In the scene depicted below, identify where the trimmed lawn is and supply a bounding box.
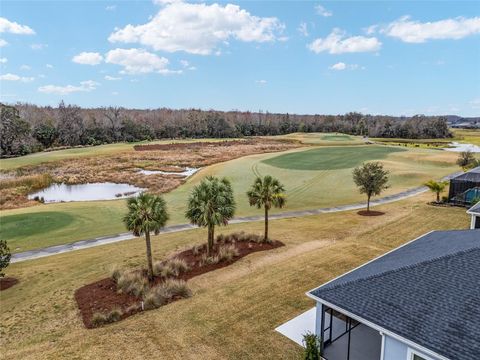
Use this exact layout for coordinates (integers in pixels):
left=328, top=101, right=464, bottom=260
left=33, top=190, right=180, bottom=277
left=0, top=193, right=469, bottom=359
left=261, top=146, right=406, bottom=170
left=0, top=145, right=460, bottom=252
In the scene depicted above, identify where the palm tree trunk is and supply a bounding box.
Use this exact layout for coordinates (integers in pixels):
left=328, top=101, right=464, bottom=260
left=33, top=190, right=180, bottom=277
left=145, top=231, right=154, bottom=281
left=264, top=206, right=269, bottom=241
left=207, top=224, right=214, bottom=256
left=436, top=191, right=440, bottom=203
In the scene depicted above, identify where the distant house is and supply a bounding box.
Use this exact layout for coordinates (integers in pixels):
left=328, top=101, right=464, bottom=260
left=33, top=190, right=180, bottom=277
left=306, top=229, right=480, bottom=360
left=467, top=201, right=480, bottom=229
left=448, top=166, right=480, bottom=206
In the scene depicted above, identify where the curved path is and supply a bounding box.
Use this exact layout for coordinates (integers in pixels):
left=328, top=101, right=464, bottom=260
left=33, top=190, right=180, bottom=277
left=12, top=173, right=461, bottom=264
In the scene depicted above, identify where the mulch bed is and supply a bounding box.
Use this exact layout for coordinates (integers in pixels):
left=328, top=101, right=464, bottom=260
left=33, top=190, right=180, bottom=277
left=75, top=238, right=284, bottom=328
left=357, top=210, right=385, bottom=216
left=133, top=140, right=253, bottom=151
left=0, top=277, right=19, bottom=291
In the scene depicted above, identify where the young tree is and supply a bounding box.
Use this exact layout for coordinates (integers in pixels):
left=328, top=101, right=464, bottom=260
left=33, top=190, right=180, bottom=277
left=0, top=240, right=11, bottom=278
left=302, top=332, right=322, bottom=360
left=456, top=151, right=479, bottom=170
left=352, top=162, right=390, bottom=212
left=424, top=180, right=448, bottom=203
left=185, top=176, right=236, bottom=255
left=247, top=175, right=286, bottom=241
left=124, top=193, right=169, bottom=281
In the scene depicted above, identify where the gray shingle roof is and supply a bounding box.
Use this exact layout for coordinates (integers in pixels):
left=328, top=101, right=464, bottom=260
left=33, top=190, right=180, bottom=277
left=468, top=201, right=480, bottom=216
left=452, top=166, right=480, bottom=182
left=309, top=229, right=480, bottom=360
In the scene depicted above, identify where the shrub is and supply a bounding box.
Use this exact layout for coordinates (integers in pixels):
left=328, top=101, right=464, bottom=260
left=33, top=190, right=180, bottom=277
left=217, top=244, right=239, bottom=262
left=192, top=244, right=203, bottom=256
left=111, top=265, right=122, bottom=282
left=142, top=279, right=191, bottom=310
left=0, top=240, right=11, bottom=277
left=91, top=308, right=123, bottom=327
left=302, top=332, right=322, bottom=360
left=200, top=253, right=220, bottom=266
left=153, top=258, right=190, bottom=278
left=91, top=312, right=108, bottom=327
left=117, top=271, right=148, bottom=297
left=162, top=279, right=192, bottom=299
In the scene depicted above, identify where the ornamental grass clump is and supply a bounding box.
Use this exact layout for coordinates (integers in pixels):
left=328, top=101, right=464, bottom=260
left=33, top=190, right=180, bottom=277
left=217, top=244, right=239, bottom=262
left=153, top=258, right=190, bottom=278
left=142, top=279, right=191, bottom=310
left=116, top=270, right=148, bottom=297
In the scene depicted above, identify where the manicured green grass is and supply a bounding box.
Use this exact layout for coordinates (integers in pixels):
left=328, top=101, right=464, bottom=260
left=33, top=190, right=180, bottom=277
left=0, top=195, right=469, bottom=359
left=0, top=201, right=126, bottom=252
left=262, top=146, right=406, bottom=170
left=0, top=145, right=460, bottom=252
left=320, top=134, right=353, bottom=141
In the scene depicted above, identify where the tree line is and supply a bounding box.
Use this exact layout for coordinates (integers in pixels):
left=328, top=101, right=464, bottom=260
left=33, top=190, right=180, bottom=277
left=1, top=101, right=452, bottom=157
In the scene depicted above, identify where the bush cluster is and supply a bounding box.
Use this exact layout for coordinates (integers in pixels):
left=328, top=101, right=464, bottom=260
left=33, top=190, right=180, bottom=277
left=143, top=279, right=192, bottom=310
left=91, top=308, right=123, bottom=327
left=153, top=258, right=190, bottom=278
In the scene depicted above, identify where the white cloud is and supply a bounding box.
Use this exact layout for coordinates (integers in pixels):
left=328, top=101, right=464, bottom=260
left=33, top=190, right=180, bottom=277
left=46, top=64, right=54, bottom=68
left=329, top=62, right=362, bottom=71
left=104, top=75, right=122, bottom=81
left=180, top=59, right=196, bottom=70
left=31, top=43, right=47, bottom=50
left=72, top=52, right=104, bottom=65
left=315, top=5, right=332, bottom=17
left=308, top=28, right=381, bottom=54
left=20, top=64, right=31, bottom=70
left=38, top=80, right=99, bottom=95
left=105, top=48, right=179, bottom=75
left=108, top=1, right=284, bottom=55
left=105, top=5, right=116, bottom=11
left=0, top=57, right=7, bottom=63
left=255, top=79, right=267, bottom=85
left=470, top=98, right=480, bottom=110
left=383, top=16, right=480, bottom=43
left=0, top=73, right=34, bottom=82
left=0, top=17, right=35, bottom=35
left=298, top=22, right=309, bottom=37
left=0, top=39, right=7, bottom=47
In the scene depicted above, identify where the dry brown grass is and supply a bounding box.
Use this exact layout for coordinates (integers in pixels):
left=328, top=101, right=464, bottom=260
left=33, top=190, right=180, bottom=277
left=0, top=192, right=470, bottom=359
left=1, top=139, right=297, bottom=209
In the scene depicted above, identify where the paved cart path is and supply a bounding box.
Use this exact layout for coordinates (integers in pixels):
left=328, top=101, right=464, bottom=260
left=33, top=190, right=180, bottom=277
left=12, top=173, right=461, bottom=263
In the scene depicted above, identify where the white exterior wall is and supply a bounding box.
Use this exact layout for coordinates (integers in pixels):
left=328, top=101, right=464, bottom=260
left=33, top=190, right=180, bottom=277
left=382, top=335, right=441, bottom=360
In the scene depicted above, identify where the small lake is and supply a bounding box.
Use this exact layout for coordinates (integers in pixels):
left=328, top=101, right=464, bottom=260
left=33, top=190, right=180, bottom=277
left=138, top=167, right=199, bottom=177
left=443, top=142, right=480, bottom=153
left=28, top=183, right=144, bottom=203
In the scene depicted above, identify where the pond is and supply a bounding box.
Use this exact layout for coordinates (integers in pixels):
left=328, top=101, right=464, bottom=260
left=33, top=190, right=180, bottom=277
left=28, top=183, right=144, bottom=203
left=138, top=167, right=199, bottom=177
left=444, top=142, right=480, bottom=153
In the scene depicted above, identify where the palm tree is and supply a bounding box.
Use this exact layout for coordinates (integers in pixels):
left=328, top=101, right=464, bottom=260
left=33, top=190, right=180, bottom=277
left=124, top=193, right=169, bottom=281
left=424, top=180, right=448, bottom=203
left=185, top=176, right=236, bottom=255
left=247, top=175, right=286, bottom=241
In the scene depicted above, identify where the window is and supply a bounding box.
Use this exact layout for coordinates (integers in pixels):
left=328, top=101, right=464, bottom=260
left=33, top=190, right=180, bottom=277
left=407, top=348, right=435, bottom=360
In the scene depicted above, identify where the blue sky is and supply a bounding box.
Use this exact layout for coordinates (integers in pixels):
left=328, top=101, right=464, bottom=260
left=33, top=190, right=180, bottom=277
left=1, top=0, right=479, bottom=116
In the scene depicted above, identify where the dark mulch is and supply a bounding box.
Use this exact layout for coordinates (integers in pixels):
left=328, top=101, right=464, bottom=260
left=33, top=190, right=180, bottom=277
left=75, top=238, right=283, bottom=328
left=357, top=210, right=385, bottom=216
left=134, top=140, right=252, bottom=152
left=0, top=277, right=19, bottom=291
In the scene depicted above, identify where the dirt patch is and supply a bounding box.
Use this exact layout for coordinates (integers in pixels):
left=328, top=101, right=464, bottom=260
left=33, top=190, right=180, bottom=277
left=0, top=277, right=18, bottom=291
left=1, top=139, right=298, bottom=210
left=75, top=236, right=283, bottom=328
left=357, top=210, right=385, bottom=216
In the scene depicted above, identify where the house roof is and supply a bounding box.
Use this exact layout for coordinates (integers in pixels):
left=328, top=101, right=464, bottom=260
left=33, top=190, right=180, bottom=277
left=309, top=229, right=480, bottom=360
left=467, top=201, right=480, bottom=216
left=451, top=166, right=480, bottom=182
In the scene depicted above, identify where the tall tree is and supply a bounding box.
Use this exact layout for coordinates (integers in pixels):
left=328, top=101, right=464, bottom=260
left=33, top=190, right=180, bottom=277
left=0, top=104, right=31, bottom=156
left=185, top=176, right=236, bottom=255
left=0, top=240, right=11, bottom=278
left=247, top=175, right=286, bottom=241
left=57, top=100, right=84, bottom=146
left=424, top=180, right=448, bottom=203
left=123, top=193, right=169, bottom=281
left=353, top=162, right=390, bottom=212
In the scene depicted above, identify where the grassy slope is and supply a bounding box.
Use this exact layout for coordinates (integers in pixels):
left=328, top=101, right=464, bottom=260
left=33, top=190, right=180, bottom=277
left=273, top=132, right=366, bottom=146
left=0, top=193, right=469, bottom=359
left=0, top=145, right=460, bottom=252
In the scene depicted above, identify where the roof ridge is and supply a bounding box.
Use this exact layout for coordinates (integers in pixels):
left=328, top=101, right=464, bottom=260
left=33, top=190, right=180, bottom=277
left=321, top=247, right=480, bottom=293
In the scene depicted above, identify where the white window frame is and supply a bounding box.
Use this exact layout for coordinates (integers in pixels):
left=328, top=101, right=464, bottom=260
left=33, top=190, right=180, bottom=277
left=407, top=348, right=436, bottom=360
